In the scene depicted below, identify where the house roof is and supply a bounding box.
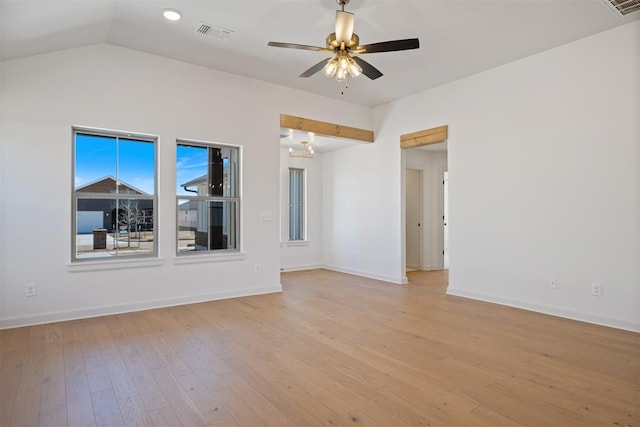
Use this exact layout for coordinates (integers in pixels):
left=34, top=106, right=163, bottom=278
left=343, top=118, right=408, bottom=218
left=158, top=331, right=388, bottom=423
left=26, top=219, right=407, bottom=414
left=75, top=176, right=148, bottom=195
left=180, top=175, right=207, bottom=189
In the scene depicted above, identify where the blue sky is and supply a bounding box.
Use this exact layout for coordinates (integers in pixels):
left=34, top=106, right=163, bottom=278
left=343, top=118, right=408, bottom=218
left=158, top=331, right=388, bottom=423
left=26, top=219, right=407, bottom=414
left=75, top=134, right=155, bottom=194
left=176, top=144, right=207, bottom=196
left=75, top=136, right=227, bottom=196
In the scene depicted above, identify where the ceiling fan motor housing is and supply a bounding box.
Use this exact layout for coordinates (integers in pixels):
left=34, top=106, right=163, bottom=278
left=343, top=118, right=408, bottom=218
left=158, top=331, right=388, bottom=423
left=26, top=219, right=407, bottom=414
left=326, top=32, right=359, bottom=50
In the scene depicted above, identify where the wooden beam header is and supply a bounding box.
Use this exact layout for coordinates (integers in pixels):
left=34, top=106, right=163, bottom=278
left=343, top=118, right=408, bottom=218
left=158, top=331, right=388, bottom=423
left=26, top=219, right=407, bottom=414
left=400, top=125, right=448, bottom=148
left=281, top=114, right=374, bottom=143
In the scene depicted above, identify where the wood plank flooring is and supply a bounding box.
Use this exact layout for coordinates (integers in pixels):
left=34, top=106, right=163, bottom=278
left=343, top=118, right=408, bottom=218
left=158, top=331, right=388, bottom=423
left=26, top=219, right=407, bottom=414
left=1, top=269, right=638, bottom=426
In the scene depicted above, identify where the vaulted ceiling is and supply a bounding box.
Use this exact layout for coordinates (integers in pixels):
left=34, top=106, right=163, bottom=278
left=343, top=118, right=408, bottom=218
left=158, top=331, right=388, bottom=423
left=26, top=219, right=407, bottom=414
left=1, top=0, right=637, bottom=107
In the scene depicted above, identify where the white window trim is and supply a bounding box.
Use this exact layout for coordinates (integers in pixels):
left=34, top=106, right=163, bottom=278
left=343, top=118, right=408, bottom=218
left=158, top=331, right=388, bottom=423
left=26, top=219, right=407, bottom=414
left=71, top=126, right=159, bottom=263
left=288, top=167, right=306, bottom=241
left=172, top=252, right=246, bottom=265
left=176, top=139, right=242, bottom=256
left=286, top=240, right=309, bottom=247
left=67, top=258, right=164, bottom=272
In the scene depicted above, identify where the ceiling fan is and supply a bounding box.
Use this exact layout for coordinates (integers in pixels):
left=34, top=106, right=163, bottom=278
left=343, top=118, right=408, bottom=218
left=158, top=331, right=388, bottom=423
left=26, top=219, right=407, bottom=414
left=267, top=0, right=419, bottom=82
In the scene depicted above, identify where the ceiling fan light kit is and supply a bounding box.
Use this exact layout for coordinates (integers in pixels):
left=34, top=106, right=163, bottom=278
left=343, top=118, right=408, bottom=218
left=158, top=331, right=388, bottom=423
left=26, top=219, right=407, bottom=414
left=268, top=0, right=419, bottom=83
left=322, top=51, right=362, bottom=81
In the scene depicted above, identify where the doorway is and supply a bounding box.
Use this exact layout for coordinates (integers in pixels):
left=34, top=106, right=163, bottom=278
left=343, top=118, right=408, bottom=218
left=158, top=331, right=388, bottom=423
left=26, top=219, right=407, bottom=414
left=402, top=143, right=448, bottom=276
left=405, top=168, right=423, bottom=271
left=401, top=125, right=449, bottom=281
left=279, top=114, right=374, bottom=272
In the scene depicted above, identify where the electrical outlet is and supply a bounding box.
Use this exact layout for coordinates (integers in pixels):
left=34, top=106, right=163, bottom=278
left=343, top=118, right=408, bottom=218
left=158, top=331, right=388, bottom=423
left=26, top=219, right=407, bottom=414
left=591, top=283, right=602, bottom=297
left=25, top=283, right=37, bottom=297
left=547, top=277, right=558, bottom=289
left=255, top=264, right=261, bottom=274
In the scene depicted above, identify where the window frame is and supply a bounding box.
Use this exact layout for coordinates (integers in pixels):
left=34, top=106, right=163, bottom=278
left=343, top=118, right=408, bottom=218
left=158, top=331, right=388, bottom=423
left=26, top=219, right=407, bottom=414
left=176, top=139, right=241, bottom=256
left=71, top=126, right=158, bottom=262
left=288, top=167, right=306, bottom=242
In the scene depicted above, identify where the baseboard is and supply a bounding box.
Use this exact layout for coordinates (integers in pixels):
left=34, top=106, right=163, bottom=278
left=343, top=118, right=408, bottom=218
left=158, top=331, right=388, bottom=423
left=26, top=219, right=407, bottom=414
left=0, top=284, right=283, bottom=330
left=447, top=287, right=640, bottom=333
left=280, top=264, right=323, bottom=272
left=323, top=265, right=405, bottom=285
left=422, top=265, right=445, bottom=271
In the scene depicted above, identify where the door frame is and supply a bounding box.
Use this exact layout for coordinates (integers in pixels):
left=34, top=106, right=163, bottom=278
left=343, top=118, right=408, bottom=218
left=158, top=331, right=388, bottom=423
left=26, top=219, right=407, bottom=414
left=400, top=125, right=449, bottom=281
left=405, top=168, right=423, bottom=271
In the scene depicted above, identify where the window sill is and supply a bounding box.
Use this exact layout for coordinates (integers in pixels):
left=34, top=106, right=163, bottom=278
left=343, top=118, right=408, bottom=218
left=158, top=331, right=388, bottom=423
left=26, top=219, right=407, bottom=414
left=68, top=257, right=164, bottom=272
left=173, top=252, right=246, bottom=265
left=286, top=240, right=309, bottom=247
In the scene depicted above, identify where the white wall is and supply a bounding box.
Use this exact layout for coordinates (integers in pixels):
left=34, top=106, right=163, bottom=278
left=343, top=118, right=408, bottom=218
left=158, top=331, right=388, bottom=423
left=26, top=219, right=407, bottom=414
left=324, top=22, right=638, bottom=330
left=0, top=43, right=372, bottom=328
left=405, top=149, right=448, bottom=270
left=322, top=139, right=405, bottom=283
left=394, top=22, right=639, bottom=330
left=279, top=147, right=323, bottom=270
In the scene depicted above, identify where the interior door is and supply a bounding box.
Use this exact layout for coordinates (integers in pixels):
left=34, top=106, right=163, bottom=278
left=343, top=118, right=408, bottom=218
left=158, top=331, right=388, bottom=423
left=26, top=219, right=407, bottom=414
left=406, top=168, right=422, bottom=270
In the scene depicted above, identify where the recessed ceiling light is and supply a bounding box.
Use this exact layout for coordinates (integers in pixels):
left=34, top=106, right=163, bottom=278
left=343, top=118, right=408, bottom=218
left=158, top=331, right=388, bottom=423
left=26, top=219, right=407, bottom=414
left=162, top=8, right=182, bottom=21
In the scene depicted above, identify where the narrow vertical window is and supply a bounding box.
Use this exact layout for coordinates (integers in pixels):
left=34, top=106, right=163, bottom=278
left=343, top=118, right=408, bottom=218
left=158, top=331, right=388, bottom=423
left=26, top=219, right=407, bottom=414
left=176, top=141, right=240, bottom=254
left=72, top=128, right=157, bottom=261
left=289, top=168, right=305, bottom=241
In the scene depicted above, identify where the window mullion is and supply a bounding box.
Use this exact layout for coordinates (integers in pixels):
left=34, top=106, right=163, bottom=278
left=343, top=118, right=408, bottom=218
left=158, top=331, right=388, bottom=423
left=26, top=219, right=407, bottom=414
left=115, top=136, right=119, bottom=195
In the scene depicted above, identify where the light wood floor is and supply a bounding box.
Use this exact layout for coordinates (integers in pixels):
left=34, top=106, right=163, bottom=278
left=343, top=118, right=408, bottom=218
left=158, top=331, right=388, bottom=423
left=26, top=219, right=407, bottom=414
left=1, top=269, right=638, bottom=426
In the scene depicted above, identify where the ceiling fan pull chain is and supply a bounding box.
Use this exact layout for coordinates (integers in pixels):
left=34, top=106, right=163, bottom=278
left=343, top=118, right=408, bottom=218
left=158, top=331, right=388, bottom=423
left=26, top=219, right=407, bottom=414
left=341, top=76, right=350, bottom=96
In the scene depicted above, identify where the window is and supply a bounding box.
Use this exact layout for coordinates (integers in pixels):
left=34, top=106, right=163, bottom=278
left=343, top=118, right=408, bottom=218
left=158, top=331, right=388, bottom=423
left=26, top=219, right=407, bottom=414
left=176, top=141, right=240, bottom=254
left=72, top=128, right=157, bottom=261
left=289, top=168, right=305, bottom=241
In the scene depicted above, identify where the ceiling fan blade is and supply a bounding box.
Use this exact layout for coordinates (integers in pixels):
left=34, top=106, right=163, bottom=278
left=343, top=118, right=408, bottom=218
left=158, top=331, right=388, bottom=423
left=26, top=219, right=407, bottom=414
left=299, top=59, right=332, bottom=78
left=268, top=42, right=333, bottom=53
left=353, top=56, right=383, bottom=80
left=335, top=11, right=355, bottom=45
left=356, top=38, right=420, bottom=54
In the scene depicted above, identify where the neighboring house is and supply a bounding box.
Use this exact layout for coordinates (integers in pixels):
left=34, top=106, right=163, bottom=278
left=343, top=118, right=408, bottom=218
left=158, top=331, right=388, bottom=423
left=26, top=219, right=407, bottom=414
left=75, top=176, right=153, bottom=233
left=179, top=172, right=229, bottom=250
left=180, top=174, right=208, bottom=195
left=177, top=199, right=198, bottom=229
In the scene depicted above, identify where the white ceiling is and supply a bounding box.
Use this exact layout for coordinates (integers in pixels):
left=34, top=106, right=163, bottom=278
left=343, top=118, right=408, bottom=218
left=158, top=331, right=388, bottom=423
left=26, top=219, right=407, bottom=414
left=1, top=0, right=637, bottom=108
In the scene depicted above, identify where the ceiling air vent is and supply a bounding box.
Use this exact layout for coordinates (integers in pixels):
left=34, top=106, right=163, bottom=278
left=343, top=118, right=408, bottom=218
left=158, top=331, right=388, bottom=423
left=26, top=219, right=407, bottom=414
left=601, top=0, right=640, bottom=16
left=195, top=22, right=234, bottom=41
